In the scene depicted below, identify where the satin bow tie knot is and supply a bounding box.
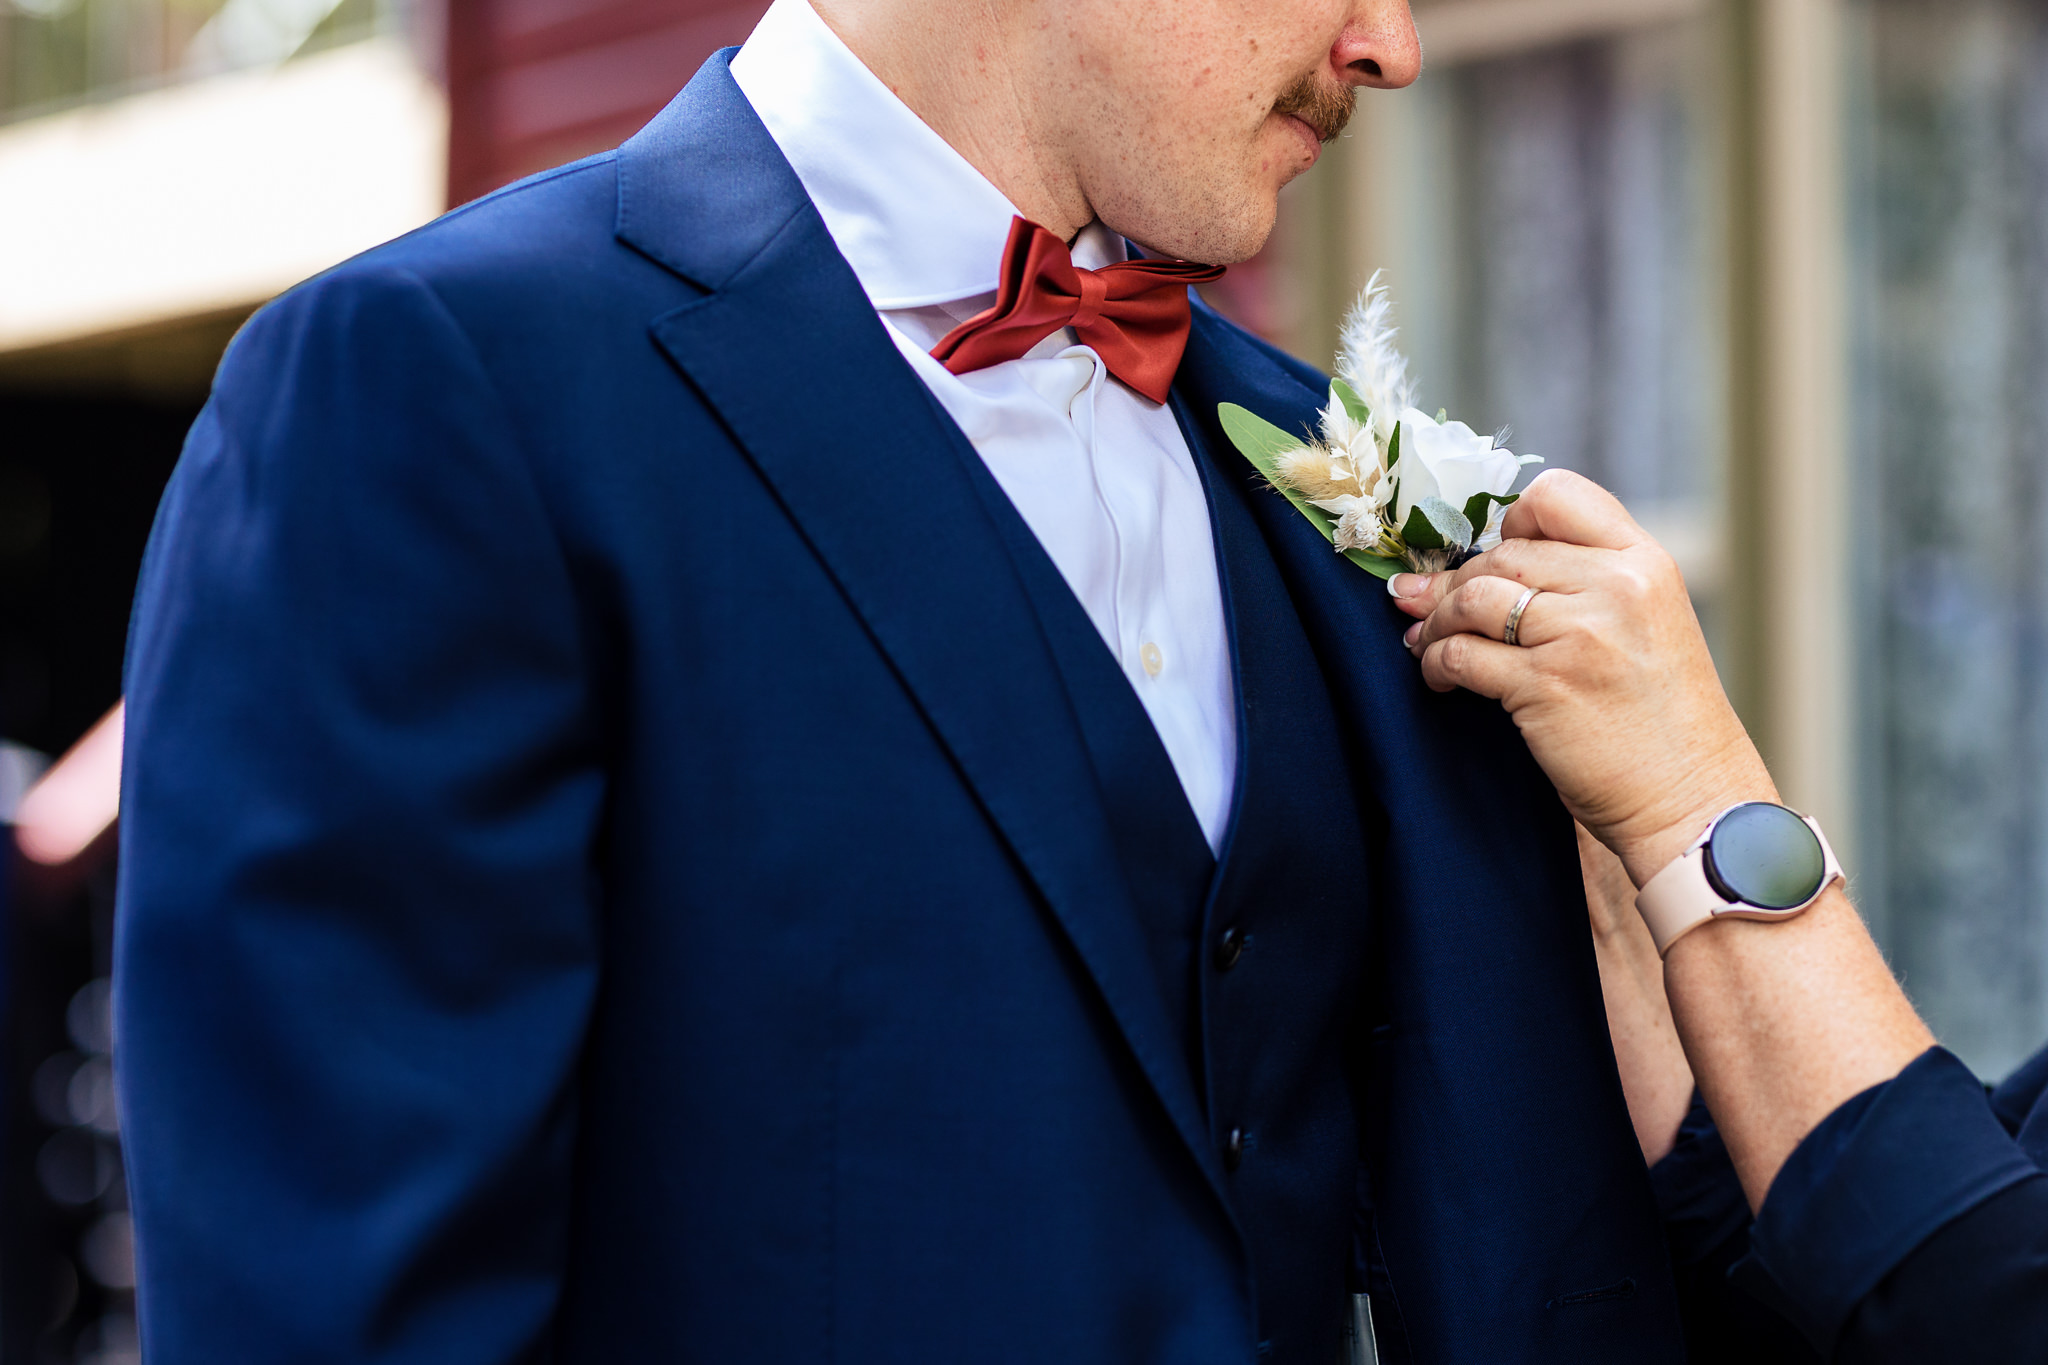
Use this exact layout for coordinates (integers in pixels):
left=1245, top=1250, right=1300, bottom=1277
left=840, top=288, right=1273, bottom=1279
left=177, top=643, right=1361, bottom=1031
left=930, top=217, right=1226, bottom=404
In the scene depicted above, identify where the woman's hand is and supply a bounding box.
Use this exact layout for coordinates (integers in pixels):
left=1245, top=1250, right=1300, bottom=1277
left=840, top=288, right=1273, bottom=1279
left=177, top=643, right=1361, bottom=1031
left=1387, top=470, right=1773, bottom=886
left=1397, top=471, right=1935, bottom=1209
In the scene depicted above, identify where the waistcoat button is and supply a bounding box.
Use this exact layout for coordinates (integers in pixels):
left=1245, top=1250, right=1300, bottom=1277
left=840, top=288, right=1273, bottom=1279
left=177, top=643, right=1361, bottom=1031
left=1213, top=925, right=1244, bottom=971
left=1224, top=1127, right=1246, bottom=1170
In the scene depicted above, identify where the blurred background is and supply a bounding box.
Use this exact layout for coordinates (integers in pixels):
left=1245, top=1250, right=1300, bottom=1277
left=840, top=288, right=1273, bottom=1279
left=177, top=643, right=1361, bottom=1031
left=0, top=0, right=2043, bottom=1357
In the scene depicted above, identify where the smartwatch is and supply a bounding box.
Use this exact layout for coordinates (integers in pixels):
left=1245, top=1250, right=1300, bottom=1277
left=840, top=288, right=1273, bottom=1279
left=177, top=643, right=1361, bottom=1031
left=1635, top=802, right=1843, bottom=956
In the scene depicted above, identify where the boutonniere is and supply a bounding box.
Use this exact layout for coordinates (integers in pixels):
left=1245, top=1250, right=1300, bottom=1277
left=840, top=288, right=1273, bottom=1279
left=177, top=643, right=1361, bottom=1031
left=1220, top=273, right=1541, bottom=578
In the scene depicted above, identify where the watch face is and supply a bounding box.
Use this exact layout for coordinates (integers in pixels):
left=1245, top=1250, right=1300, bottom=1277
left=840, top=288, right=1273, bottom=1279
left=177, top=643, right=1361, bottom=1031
left=1703, top=803, right=1827, bottom=910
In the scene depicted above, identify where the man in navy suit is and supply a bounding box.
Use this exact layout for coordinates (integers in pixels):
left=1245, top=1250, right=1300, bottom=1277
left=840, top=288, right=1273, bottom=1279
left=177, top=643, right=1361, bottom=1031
left=115, top=1, right=1688, bottom=1360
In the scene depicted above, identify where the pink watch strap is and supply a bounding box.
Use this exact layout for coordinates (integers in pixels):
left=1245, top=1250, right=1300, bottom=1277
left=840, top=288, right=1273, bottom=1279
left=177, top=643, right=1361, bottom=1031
left=1636, top=847, right=1725, bottom=955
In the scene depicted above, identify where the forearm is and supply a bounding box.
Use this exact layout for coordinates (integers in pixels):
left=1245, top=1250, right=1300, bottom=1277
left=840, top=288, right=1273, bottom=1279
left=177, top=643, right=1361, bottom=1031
left=1661, top=884, right=1933, bottom=1209
left=1580, top=824, right=1694, bottom=1164
left=1598, top=759, right=1934, bottom=1209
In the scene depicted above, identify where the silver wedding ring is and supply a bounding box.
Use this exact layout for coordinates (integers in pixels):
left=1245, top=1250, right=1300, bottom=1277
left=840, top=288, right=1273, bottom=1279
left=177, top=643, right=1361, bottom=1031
left=1503, top=586, right=1542, bottom=648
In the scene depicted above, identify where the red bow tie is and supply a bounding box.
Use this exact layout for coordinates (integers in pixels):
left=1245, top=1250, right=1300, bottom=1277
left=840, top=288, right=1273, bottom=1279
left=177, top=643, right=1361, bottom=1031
left=929, top=217, right=1226, bottom=404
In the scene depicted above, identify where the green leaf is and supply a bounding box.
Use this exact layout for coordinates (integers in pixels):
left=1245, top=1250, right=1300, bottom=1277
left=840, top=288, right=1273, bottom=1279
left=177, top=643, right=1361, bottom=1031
left=1330, top=378, right=1372, bottom=429
left=1219, top=401, right=1339, bottom=546
left=1385, top=419, right=1401, bottom=469
left=1347, top=551, right=1405, bottom=579
left=1400, top=503, right=1443, bottom=550
left=1218, top=402, right=1309, bottom=472
left=1425, top=496, right=1476, bottom=549
left=1218, top=402, right=1401, bottom=583
left=1460, top=489, right=1520, bottom=537
left=1402, top=496, right=1473, bottom=551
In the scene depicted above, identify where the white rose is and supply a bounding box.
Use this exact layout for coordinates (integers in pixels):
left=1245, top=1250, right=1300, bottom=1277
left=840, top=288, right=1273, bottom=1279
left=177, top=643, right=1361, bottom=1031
left=1392, top=407, right=1527, bottom=533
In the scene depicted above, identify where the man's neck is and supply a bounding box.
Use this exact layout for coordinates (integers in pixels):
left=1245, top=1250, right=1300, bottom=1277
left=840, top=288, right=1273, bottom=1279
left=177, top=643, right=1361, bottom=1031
left=808, top=0, right=1092, bottom=242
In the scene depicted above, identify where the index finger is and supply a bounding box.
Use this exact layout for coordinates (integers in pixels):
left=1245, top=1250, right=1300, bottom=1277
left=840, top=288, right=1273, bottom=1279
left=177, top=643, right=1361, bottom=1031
left=1496, top=468, right=1649, bottom=551
left=1385, top=536, right=1609, bottom=619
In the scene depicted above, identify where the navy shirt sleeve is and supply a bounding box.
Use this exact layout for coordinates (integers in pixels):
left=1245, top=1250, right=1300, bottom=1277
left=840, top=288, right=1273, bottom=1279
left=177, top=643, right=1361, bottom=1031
left=1737, top=1047, right=2042, bottom=1356
left=1831, top=1172, right=2048, bottom=1362
left=1650, top=1095, right=1817, bottom=1364
left=1653, top=1043, right=2048, bottom=1362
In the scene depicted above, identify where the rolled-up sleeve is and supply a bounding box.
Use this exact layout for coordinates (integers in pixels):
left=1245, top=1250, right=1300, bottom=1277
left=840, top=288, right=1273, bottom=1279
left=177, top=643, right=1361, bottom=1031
left=1726, top=1047, right=2047, bottom=1361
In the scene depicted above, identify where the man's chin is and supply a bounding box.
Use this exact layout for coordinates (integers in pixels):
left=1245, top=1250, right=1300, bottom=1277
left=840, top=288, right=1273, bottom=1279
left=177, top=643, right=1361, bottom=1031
left=1116, top=194, right=1278, bottom=268
left=1200, top=222, right=1278, bottom=267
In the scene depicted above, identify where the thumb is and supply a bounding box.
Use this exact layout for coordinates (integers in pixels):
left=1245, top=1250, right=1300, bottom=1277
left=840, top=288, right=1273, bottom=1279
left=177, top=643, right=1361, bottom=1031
left=1499, top=469, right=1646, bottom=551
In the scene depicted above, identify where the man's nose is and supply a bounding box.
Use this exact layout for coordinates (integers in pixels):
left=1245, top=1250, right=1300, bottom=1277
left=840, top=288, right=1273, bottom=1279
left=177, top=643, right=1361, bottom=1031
left=1333, top=0, right=1421, bottom=90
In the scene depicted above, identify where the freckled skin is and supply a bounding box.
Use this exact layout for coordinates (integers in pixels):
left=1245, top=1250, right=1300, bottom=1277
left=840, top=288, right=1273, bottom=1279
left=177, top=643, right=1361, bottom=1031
left=810, top=0, right=1421, bottom=265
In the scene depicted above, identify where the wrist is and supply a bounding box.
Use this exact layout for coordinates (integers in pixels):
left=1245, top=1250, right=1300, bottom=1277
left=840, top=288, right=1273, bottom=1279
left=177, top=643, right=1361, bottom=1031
left=1609, top=753, right=1778, bottom=888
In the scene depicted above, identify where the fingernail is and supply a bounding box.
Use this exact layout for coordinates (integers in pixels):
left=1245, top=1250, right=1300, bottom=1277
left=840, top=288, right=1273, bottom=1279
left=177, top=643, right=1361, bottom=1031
left=1388, top=573, right=1423, bottom=599
left=1403, top=622, right=1421, bottom=648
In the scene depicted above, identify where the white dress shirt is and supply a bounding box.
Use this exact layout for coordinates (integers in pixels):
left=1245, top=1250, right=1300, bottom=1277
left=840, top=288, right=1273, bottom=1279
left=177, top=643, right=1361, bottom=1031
left=730, top=0, right=1238, bottom=852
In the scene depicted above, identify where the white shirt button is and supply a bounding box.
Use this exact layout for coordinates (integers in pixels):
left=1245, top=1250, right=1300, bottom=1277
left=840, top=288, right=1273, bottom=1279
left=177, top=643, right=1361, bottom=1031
left=1140, top=641, right=1164, bottom=677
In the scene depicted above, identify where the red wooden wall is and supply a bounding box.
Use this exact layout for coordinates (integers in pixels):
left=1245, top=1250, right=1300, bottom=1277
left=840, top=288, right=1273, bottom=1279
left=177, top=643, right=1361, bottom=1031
left=446, top=0, right=768, bottom=206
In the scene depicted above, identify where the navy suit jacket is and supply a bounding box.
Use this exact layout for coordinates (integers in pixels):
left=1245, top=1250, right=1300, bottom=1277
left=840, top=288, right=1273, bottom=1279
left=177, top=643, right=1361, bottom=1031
left=116, top=54, right=1684, bottom=1364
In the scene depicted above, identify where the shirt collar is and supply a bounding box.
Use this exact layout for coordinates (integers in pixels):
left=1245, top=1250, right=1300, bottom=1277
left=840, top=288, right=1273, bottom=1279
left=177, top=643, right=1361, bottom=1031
left=729, top=0, right=1122, bottom=311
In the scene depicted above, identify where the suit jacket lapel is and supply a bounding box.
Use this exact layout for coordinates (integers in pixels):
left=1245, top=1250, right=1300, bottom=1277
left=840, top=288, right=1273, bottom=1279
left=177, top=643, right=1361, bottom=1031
left=617, top=55, right=1228, bottom=1206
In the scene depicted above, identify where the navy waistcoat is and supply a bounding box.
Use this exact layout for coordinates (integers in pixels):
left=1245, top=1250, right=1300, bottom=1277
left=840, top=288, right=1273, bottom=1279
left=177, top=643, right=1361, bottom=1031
left=1180, top=391, right=1375, bottom=1363
left=936, top=371, right=1373, bottom=1362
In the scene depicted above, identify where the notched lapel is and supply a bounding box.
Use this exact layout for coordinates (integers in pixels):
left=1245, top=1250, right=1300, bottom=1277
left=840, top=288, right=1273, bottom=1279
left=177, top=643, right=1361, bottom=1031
left=628, top=56, right=1228, bottom=1208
